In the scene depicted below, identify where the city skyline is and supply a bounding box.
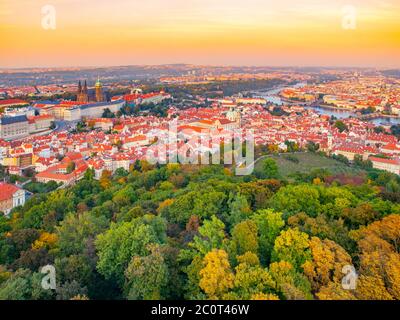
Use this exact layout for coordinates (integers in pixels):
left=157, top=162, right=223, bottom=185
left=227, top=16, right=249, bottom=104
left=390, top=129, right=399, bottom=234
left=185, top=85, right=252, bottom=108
left=1, top=0, right=400, bottom=69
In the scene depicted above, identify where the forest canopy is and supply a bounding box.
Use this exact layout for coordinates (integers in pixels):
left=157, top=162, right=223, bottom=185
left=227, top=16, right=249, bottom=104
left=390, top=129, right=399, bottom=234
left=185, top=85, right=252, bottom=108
left=1, top=158, right=400, bottom=300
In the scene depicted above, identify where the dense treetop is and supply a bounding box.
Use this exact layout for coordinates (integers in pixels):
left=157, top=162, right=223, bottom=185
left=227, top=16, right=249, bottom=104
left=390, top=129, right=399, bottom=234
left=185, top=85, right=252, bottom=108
left=1, top=157, right=400, bottom=300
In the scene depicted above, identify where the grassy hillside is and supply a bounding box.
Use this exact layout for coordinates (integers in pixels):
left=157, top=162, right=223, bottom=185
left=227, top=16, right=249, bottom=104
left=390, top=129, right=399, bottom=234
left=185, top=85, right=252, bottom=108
left=255, top=152, right=365, bottom=178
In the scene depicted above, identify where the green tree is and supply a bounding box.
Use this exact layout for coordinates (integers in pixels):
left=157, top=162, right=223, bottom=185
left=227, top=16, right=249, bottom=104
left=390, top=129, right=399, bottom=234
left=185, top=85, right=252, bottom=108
left=187, top=216, right=226, bottom=257
left=96, top=218, right=163, bottom=285
left=57, top=212, right=108, bottom=257
left=334, top=120, right=348, bottom=133
left=256, top=158, right=279, bottom=179
left=230, top=220, right=259, bottom=257
left=224, top=194, right=252, bottom=227
left=228, top=252, right=275, bottom=299
left=124, top=245, right=168, bottom=300
left=251, top=210, right=285, bottom=265
left=270, top=184, right=321, bottom=218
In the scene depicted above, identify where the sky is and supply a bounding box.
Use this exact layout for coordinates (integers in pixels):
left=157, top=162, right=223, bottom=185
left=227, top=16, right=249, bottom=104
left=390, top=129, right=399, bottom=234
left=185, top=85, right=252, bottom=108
left=0, top=0, right=399, bottom=68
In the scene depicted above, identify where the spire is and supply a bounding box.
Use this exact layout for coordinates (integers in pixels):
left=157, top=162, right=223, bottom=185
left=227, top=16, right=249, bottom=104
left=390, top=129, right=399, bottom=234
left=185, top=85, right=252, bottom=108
left=83, top=80, right=88, bottom=93
left=95, top=76, right=102, bottom=87
left=78, top=80, right=82, bottom=94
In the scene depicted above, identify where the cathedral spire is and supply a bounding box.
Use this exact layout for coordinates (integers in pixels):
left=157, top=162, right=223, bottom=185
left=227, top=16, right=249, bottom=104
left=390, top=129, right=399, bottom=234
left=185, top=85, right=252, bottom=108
left=77, top=79, right=89, bottom=103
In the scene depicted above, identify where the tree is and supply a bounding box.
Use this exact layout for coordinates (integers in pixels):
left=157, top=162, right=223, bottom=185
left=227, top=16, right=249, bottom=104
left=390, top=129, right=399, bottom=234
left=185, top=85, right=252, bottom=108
left=287, top=212, right=353, bottom=253
left=183, top=255, right=206, bottom=300
left=272, top=228, right=311, bottom=270
left=56, top=280, right=88, bottom=300
left=270, top=184, right=321, bottom=218
left=102, top=108, right=115, bottom=118
left=225, top=194, right=252, bottom=227
left=99, top=170, right=112, bottom=189
left=315, top=282, right=356, bottom=300
left=302, top=237, right=352, bottom=293
left=66, top=161, right=76, bottom=174
left=342, top=203, right=381, bottom=228
left=55, top=254, right=93, bottom=289
left=374, top=126, right=386, bottom=134
left=251, top=292, right=280, bottom=300
left=124, top=245, right=168, bottom=300
left=96, top=218, right=163, bottom=285
left=0, top=269, right=53, bottom=300
left=284, top=140, right=299, bottom=153
left=12, top=248, right=51, bottom=271
left=229, top=252, right=275, bottom=299
left=0, top=269, right=32, bottom=300
left=239, top=181, right=273, bottom=210
left=188, top=216, right=226, bottom=257
left=32, top=232, right=58, bottom=250
left=256, top=158, right=279, bottom=179
left=251, top=210, right=285, bottom=265
left=350, top=214, right=400, bottom=300
left=269, top=260, right=313, bottom=300
left=230, top=220, right=259, bottom=257
left=199, top=249, right=234, bottom=299
left=57, top=212, right=108, bottom=257
left=306, top=141, right=320, bottom=153
left=6, top=229, right=40, bottom=260
left=160, top=190, right=226, bottom=225
left=334, top=120, right=348, bottom=133
left=390, top=124, right=400, bottom=138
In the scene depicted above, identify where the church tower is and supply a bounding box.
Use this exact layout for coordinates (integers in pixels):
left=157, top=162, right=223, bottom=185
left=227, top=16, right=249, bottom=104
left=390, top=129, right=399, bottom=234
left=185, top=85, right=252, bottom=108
left=77, top=80, right=88, bottom=103
left=227, top=107, right=241, bottom=127
left=95, top=77, right=104, bottom=102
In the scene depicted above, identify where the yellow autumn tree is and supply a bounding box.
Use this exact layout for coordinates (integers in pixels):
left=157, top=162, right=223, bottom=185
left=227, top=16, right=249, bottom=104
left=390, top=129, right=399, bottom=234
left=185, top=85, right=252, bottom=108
left=199, top=249, right=234, bottom=299
left=140, top=160, right=154, bottom=172
left=99, top=170, right=112, bottom=189
left=313, top=178, right=322, bottom=185
left=32, top=232, right=58, bottom=250
left=272, top=228, right=311, bottom=269
left=316, top=282, right=357, bottom=300
left=350, top=214, right=400, bottom=300
left=157, top=198, right=175, bottom=214
left=251, top=293, right=280, bottom=300
left=302, top=237, right=352, bottom=293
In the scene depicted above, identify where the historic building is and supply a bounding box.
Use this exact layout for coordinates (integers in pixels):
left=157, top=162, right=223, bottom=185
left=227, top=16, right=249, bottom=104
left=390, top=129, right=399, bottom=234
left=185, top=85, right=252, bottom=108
left=95, top=78, right=105, bottom=102
left=226, top=107, right=241, bottom=127
left=0, top=115, right=30, bottom=140
left=63, top=99, right=125, bottom=121
left=0, top=113, right=55, bottom=141
left=0, top=182, right=26, bottom=215
left=77, top=79, right=105, bottom=103
left=77, top=80, right=89, bottom=103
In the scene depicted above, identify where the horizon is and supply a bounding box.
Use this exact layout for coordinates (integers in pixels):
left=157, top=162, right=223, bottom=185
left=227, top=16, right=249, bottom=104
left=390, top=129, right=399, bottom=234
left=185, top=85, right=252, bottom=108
left=1, top=0, right=400, bottom=69
left=0, top=63, right=396, bottom=72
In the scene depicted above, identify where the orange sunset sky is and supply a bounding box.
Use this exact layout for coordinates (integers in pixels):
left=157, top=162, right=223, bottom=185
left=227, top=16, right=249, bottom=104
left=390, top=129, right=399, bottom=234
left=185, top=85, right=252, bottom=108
left=0, top=0, right=399, bottom=68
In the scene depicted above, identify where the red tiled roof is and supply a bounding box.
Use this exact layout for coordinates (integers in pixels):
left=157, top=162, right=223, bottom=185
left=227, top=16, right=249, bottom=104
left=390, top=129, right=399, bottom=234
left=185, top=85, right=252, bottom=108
left=0, top=99, right=27, bottom=106
left=369, top=157, right=400, bottom=165
left=0, top=183, right=20, bottom=202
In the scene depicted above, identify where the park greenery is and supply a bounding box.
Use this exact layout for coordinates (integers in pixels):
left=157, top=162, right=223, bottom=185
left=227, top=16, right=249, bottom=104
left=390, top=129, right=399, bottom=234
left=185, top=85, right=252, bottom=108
left=0, top=153, right=400, bottom=300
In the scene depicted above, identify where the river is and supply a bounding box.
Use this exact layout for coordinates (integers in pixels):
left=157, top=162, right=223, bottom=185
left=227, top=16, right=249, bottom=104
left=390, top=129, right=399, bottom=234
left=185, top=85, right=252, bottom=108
left=251, top=83, right=400, bottom=126
left=252, top=82, right=307, bottom=106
